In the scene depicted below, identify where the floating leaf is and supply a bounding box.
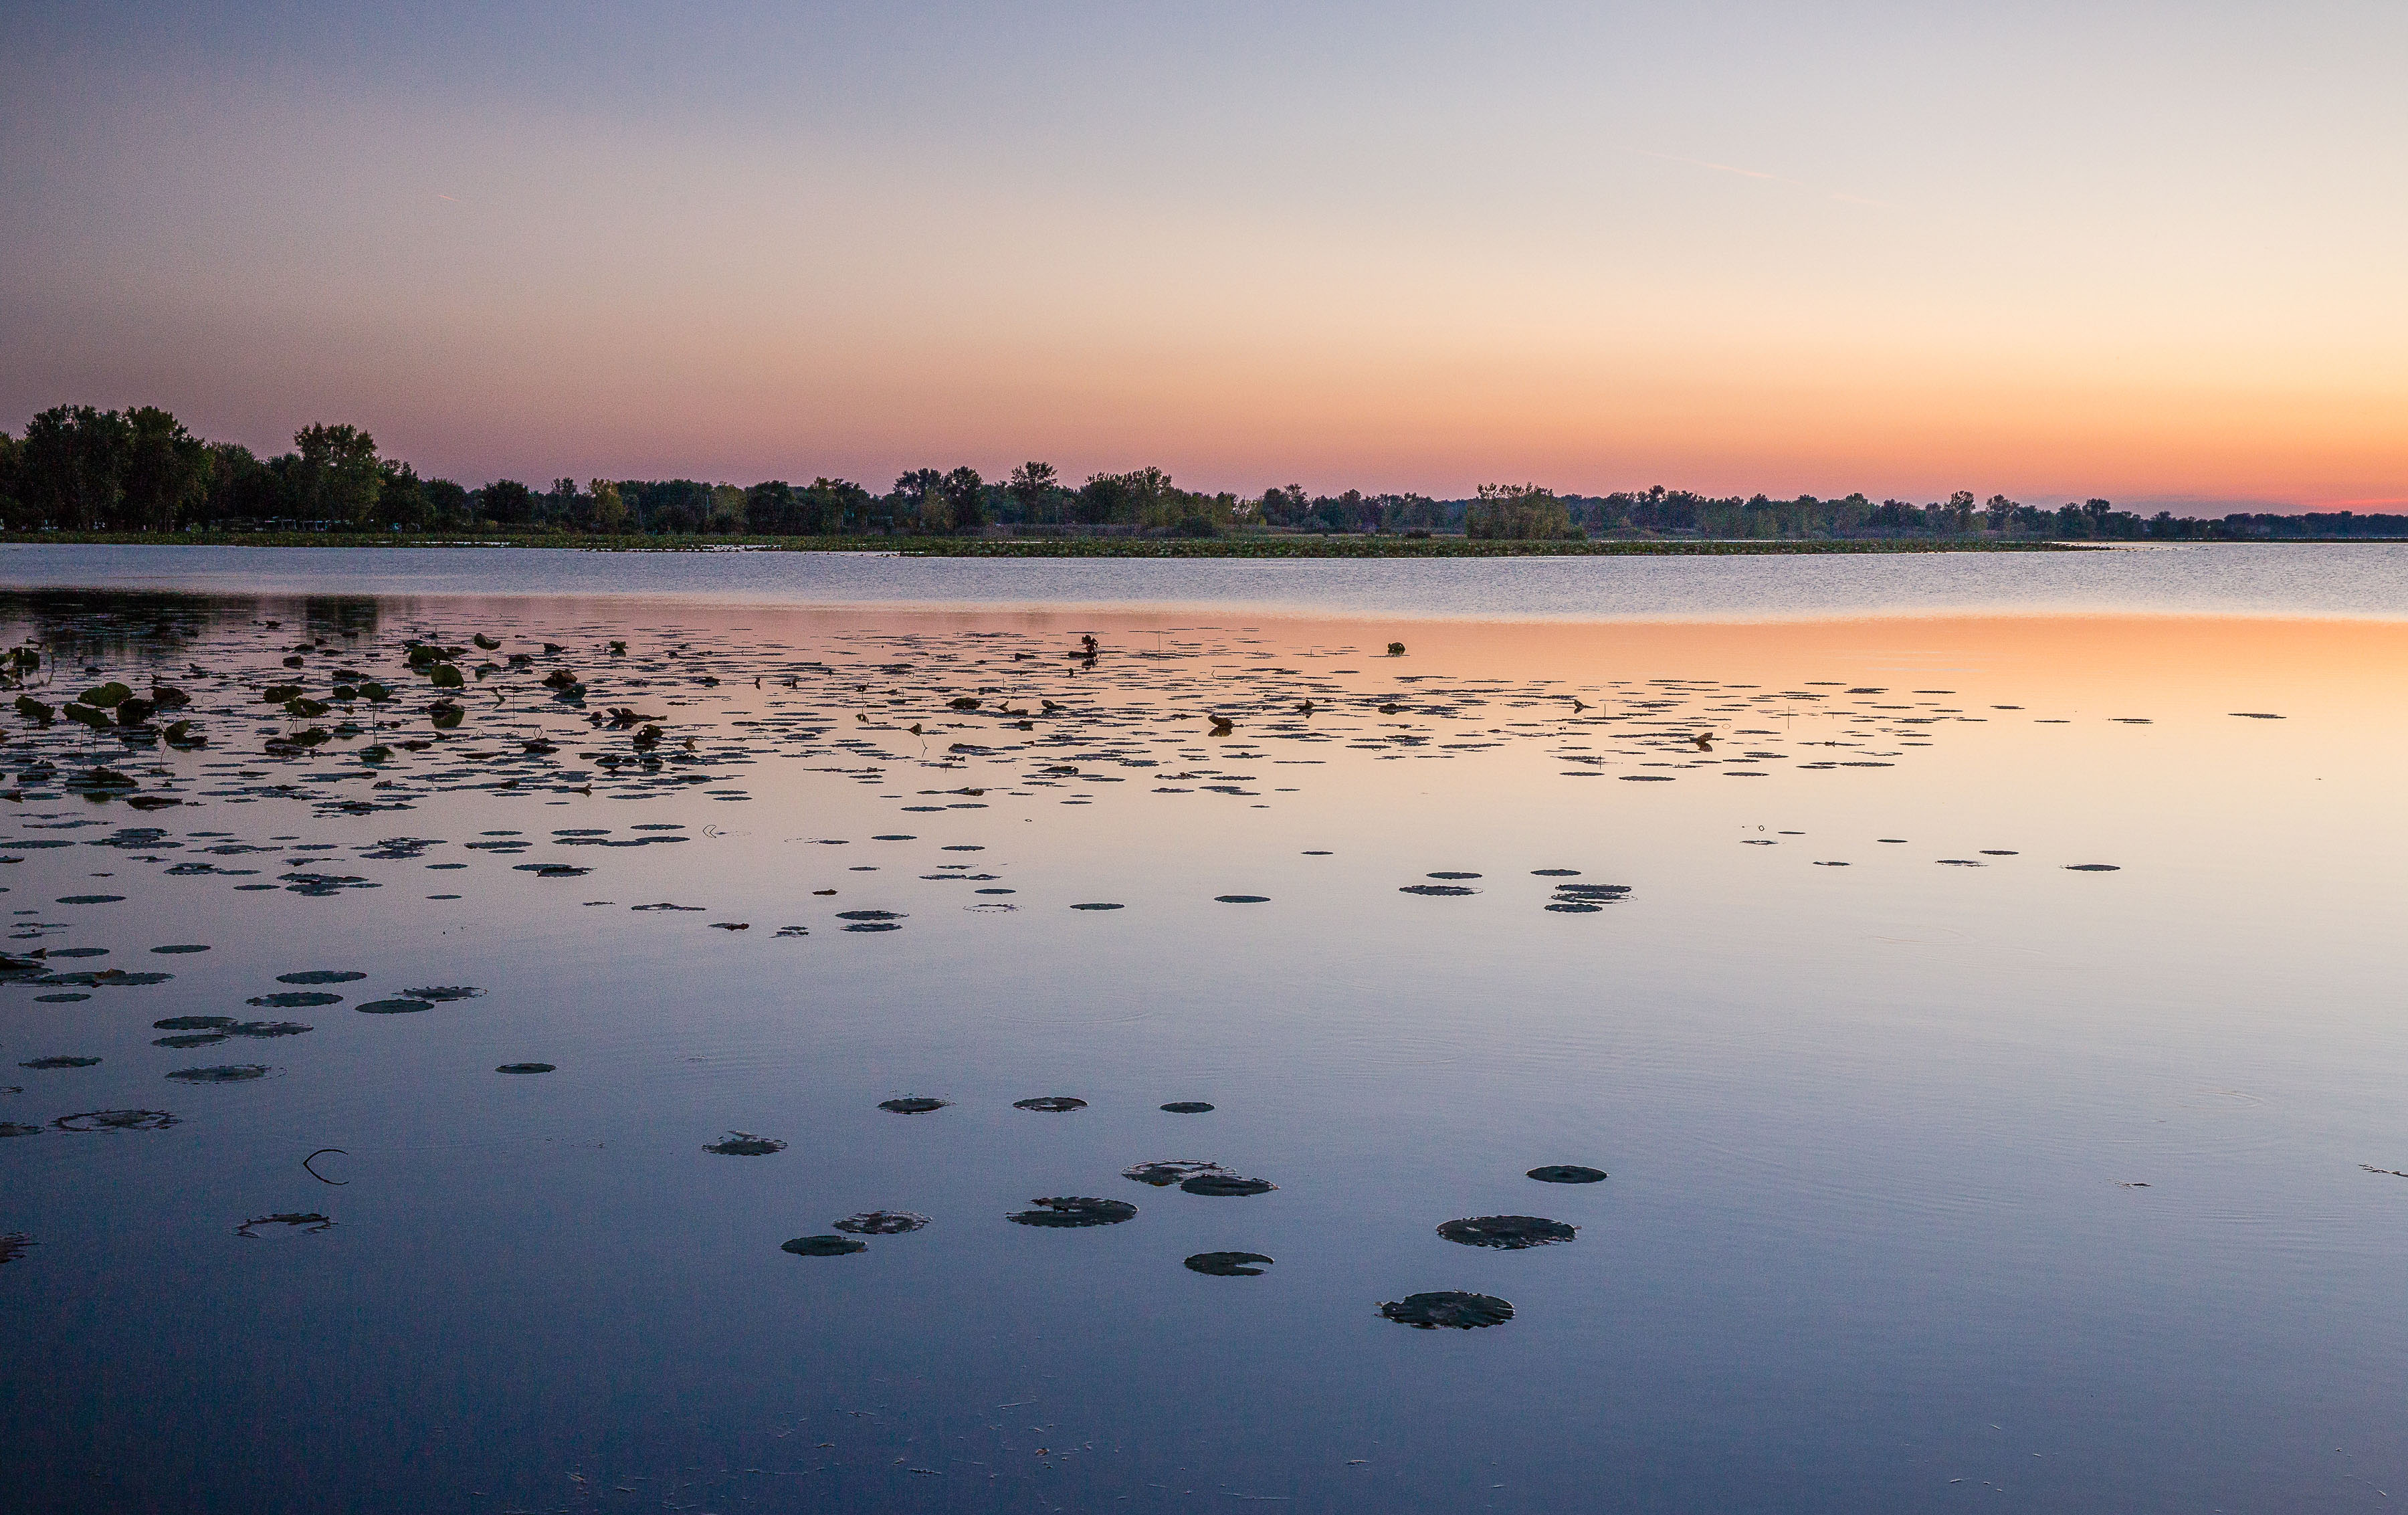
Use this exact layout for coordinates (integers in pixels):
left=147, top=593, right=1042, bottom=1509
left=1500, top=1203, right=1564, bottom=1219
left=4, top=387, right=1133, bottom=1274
left=1007, top=1197, right=1136, bottom=1228
left=878, top=1097, right=948, bottom=1114
left=1185, top=1251, right=1274, bottom=1277
left=781, top=1235, right=866, bottom=1256
left=1379, top=1291, right=1512, bottom=1329
left=496, top=1062, right=555, bottom=1074
left=1181, top=1174, right=1276, bottom=1197
left=1527, top=1165, right=1607, bottom=1184
left=1160, top=1101, right=1215, bottom=1114
left=1013, top=1096, right=1086, bottom=1113
left=833, top=1211, right=929, bottom=1235
left=1436, top=1215, right=1577, bottom=1249
left=167, top=1064, right=271, bottom=1083
left=703, top=1130, right=785, bottom=1156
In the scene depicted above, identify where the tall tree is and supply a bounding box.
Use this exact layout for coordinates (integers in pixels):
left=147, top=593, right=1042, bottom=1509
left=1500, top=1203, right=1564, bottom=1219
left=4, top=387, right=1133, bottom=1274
left=18, top=405, right=131, bottom=529
left=289, top=423, right=383, bottom=524
left=1007, top=462, right=1056, bottom=522
left=940, top=466, right=985, bottom=532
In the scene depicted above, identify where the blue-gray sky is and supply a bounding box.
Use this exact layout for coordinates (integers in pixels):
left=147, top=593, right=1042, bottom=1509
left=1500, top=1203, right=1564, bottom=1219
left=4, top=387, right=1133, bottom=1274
left=4, top=1, right=2403, bottom=504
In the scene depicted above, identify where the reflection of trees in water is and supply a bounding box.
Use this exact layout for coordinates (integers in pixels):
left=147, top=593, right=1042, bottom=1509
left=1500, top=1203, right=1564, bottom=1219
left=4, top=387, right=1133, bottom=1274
left=0, top=591, right=381, bottom=668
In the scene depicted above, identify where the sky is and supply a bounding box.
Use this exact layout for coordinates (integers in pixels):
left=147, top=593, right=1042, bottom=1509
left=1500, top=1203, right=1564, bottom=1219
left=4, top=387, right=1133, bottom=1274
left=2, top=1, right=2403, bottom=508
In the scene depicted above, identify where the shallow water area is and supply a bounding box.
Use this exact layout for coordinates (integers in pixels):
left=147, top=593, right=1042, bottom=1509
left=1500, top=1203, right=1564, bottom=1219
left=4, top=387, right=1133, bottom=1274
left=0, top=548, right=2405, bottom=1512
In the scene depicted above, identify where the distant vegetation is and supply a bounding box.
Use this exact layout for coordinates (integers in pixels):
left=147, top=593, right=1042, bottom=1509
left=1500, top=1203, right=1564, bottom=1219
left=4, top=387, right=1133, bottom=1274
left=3, top=403, right=2400, bottom=544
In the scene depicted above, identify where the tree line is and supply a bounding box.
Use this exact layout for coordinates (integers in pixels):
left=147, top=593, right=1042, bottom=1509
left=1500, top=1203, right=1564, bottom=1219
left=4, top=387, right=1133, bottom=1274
left=1, top=403, right=2398, bottom=541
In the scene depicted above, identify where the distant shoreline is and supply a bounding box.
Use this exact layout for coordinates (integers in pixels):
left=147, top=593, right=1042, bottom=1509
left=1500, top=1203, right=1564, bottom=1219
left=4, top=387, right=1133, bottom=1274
left=0, top=532, right=2106, bottom=557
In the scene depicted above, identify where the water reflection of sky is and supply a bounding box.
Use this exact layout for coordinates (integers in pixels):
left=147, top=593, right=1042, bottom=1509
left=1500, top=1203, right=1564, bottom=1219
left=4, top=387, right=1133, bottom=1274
left=1, top=571, right=2404, bottom=1513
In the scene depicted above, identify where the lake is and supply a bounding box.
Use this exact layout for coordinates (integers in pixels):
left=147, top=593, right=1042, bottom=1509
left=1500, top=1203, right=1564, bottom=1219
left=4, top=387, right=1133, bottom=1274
left=0, top=544, right=2402, bottom=1512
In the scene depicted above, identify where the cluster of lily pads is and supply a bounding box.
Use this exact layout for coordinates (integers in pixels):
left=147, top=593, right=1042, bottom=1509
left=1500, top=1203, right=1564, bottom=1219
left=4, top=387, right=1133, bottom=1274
left=712, top=1091, right=1603, bottom=1331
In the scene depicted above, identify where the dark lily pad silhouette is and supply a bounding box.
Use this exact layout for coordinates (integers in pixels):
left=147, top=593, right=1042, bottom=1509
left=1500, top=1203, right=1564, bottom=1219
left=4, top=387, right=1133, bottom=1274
left=1528, top=1165, right=1607, bottom=1184
left=1437, top=1215, right=1577, bottom=1249
left=56, top=895, right=125, bottom=906
left=19, top=1056, right=99, bottom=1070
left=1426, top=871, right=1482, bottom=880
left=1379, top=1291, right=1513, bottom=1329
left=167, top=1064, right=272, bottom=1083
left=1544, top=902, right=1602, bottom=913
left=781, top=1234, right=866, bottom=1256
left=878, top=1097, right=948, bottom=1114
left=404, top=986, right=484, bottom=1001
left=1123, top=1159, right=1227, bottom=1187
left=2065, top=864, right=2121, bottom=872
left=1070, top=902, right=1124, bottom=910
left=1399, top=884, right=1476, bottom=896
left=0, top=1123, right=37, bottom=1138
left=154, top=1033, right=227, bottom=1048
left=235, top=1212, right=333, bottom=1238
left=1214, top=894, right=1270, bottom=904
left=1185, top=1251, right=1274, bottom=1276
left=54, top=1109, right=177, bottom=1131
left=1015, top=1096, right=1087, bottom=1112
left=496, top=1062, right=555, bottom=1074
left=1181, top=1174, right=1276, bottom=1197
left=836, top=910, right=902, bottom=920
left=276, top=971, right=365, bottom=985
left=356, top=998, right=432, bottom=1015
left=1007, top=1196, right=1136, bottom=1227
left=704, top=1130, right=786, bottom=1156
left=249, top=991, right=341, bottom=1008
left=1531, top=869, right=1580, bottom=876
left=833, top=1211, right=930, bottom=1235
left=229, top=1021, right=312, bottom=1038
left=150, top=944, right=211, bottom=954
left=1161, top=1101, right=1215, bottom=1114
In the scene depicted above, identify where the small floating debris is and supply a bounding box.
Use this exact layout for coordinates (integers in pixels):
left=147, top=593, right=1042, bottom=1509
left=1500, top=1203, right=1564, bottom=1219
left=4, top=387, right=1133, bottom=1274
left=781, top=1235, right=866, bottom=1257
left=1527, top=1165, right=1607, bottom=1184
left=0, top=1122, right=40, bottom=1138
left=235, top=1212, right=334, bottom=1238
left=19, top=1056, right=99, bottom=1070
left=0, top=1232, right=32, bottom=1264
left=1181, top=1174, right=1276, bottom=1197
left=496, top=1062, right=555, bottom=1074
left=1007, top=1196, right=1136, bottom=1228
left=1161, top=1101, right=1215, bottom=1114
left=2228, top=712, right=2284, bottom=720
left=1185, top=1251, right=1274, bottom=1276
left=1437, top=1215, right=1577, bottom=1249
left=54, top=1109, right=177, bottom=1131
left=879, top=1096, right=949, bottom=1114
left=833, top=1211, right=930, bottom=1235
left=1379, top=1291, right=1513, bottom=1330
left=1123, top=1160, right=1227, bottom=1187
left=355, top=999, right=432, bottom=1015
left=704, top=1131, right=787, bottom=1155
left=167, top=1064, right=272, bottom=1083
left=1400, top=883, right=1476, bottom=896
left=1013, top=1096, right=1087, bottom=1113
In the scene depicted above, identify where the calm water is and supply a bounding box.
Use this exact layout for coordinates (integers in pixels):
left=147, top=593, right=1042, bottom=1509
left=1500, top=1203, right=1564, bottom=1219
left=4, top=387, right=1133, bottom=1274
left=1, top=547, right=2403, bottom=1513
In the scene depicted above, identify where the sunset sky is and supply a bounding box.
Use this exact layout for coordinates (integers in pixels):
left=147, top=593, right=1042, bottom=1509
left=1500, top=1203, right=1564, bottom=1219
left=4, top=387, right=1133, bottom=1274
left=3, top=1, right=2403, bottom=508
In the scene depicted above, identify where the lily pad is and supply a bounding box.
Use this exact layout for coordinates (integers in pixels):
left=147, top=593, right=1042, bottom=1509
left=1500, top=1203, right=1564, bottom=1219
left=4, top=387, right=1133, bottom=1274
left=1437, top=1215, right=1577, bottom=1249
left=1185, top=1251, right=1274, bottom=1276
left=276, top=970, right=365, bottom=985
left=2065, top=864, right=2121, bottom=872
left=878, top=1097, right=948, bottom=1114
left=1214, top=895, right=1270, bottom=904
left=0, top=1122, right=38, bottom=1138
left=781, top=1234, right=866, bottom=1257
left=167, top=1064, right=272, bottom=1083
left=1527, top=1165, right=1607, bottom=1184
left=1161, top=1101, right=1215, bottom=1114
left=833, top=1211, right=930, bottom=1235
left=1007, top=1196, right=1136, bottom=1228
left=19, top=1056, right=100, bottom=1070
left=704, top=1130, right=786, bottom=1156
left=153, top=1033, right=227, bottom=1048
left=1014, top=1096, right=1087, bottom=1112
left=355, top=999, right=432, bottom=1015
left=404, top=986, right=484, bottom=1001
left=54, top=1109, right=177, bottom=1131
left=496, top=1062, right=555, bottom=1074
left=1181, top=1174, right=1276, bottom=1197
left=150, top=944, right=211, bottom=954
left=1123, top=1160, right=1227, bottom=1187
left=1070, top=902, right=1124, bottom=910
left=235, top=1212, right=334, bottom=1238
left=1399, top=884, right=1476, bottom=896
left=249, top=991, right=341, bottom=1008
left=1379, top=1291, right=1514, bottom=1330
